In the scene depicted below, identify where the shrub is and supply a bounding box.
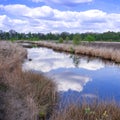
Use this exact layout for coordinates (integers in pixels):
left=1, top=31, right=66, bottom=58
left=58, top=37, right=64, bottom=43
left=85, top=35, right=95, bottom=42
left=65, top=36, right=69, bottom=43
left=73, top=34, right=81, bottom=45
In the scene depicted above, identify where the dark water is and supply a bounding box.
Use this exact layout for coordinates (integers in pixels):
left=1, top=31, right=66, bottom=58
left=23, top=47, right=120, bottom=104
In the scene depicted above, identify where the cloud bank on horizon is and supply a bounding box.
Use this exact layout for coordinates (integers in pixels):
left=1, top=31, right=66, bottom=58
left=0, top=0, right=120, bottom=33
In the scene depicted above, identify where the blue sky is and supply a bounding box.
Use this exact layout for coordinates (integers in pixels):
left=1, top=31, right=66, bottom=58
left=0, top=0, right=120, bottom=33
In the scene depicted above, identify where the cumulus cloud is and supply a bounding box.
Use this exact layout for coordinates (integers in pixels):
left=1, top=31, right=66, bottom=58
left=0, top=4, right=120, bottom=33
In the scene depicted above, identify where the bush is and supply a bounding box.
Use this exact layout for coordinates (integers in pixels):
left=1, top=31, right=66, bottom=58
left=73, top=34, right=81, bottom=45
left=85, top=35, right=95, bottom=42
left=65, top=36, right=69, bottom=43
left=58, top=37, right=64, bottom=43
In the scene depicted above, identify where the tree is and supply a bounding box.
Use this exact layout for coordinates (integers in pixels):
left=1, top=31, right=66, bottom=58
left=65, top=36, right=69, bottom=43
left=85, top=34, right=95, bottom=42
left=58, top=37, right=64, bottom=43
left=61, top=32, right=69, bottom=40
left=73, top=33, right=81, bottom=45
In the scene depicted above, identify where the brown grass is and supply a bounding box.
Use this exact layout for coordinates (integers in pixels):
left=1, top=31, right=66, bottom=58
left=0, top=41, right=57, bottom=120
left=50, top=101, right=120, bottom=120
left=30, top=41, right=120, bottom=63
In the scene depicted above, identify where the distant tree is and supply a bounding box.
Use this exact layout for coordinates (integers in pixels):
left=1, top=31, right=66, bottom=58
left=85, top=34, right=95, bottom=42
left=61, top=32, right=69, bottom=40
left=1, top=30, right=120, bottom=42
left=58, top=37, right=64, bottom=43
left=73, top=33, right=81, bottom=45
left=65, top=36, right=69, bottom=43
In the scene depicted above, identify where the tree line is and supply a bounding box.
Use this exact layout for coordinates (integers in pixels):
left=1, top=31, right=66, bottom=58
left=0, top=30, right=120, bottom=42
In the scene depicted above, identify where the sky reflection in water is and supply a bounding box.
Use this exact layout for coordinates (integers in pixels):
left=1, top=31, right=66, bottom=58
left=23, top=47, right=120, bottom=102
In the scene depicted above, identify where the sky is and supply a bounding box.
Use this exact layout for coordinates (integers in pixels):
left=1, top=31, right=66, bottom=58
left=0, top=0, right=120, bottom=33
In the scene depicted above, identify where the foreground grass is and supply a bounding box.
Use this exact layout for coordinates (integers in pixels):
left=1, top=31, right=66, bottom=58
left=51, top=101, right=120, bottom=120
left=0, top=41, right=57, bottom=120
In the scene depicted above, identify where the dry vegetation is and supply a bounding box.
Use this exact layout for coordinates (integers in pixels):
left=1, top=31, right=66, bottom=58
left=32, top=41, right=120, bottom=63
left=0, top=41, right=57, bottom=120
left=51, top=101, right=120, bottom=120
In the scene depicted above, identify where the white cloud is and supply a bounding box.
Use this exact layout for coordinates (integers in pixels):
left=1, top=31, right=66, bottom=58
left=51, top=72, right=91, bottom=92
left=0, top=4, right=120, bottom=33
left=32, top=0, right=93, bottom=5
left=0, top=4, right=30, bottom=16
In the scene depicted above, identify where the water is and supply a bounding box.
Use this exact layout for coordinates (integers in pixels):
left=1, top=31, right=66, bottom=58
left=23, top=47, right=120, bottom=104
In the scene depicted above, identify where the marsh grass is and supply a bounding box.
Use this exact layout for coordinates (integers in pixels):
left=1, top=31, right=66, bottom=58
left=0, top=41, right=57, bottom=120
left=51, top=100, right=120, bottom=120
left=36, top=41, right=120, bottom=63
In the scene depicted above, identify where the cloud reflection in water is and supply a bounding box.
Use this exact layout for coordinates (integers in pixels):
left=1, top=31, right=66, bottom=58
left=22, top=47, right=106, bottom=92
left=23, top=48, right=120, bottom=102
left=49, top=71, right=91, bottom=92
left=23, top=48, right=105, bottom=72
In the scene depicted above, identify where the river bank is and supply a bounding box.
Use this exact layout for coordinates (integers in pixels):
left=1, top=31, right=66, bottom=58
left=1, top=40, right=120, bottom=120
left=0, top=41, right=57, bottom=120
left=18, top=41, right=120, bottom=63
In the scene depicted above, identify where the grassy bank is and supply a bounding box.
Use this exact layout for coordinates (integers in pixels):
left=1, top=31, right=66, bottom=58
left=28, top=41, right=120, bottom=63
left=51, top=101, right=120, bottom=120
left=0, top=41, right=57, bottom=120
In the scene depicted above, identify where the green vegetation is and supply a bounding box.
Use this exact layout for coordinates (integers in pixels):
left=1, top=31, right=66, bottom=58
left=73, top=33, right=81, bottom=45
left=58, top=37, right=64, bottom=43
left=65, top=36, right=69, bottom=43
left=70, top=47, right=74, bottom=54
left=85, top=34, right=95, bottom=42
left=1, top=30, right=120, bottom=42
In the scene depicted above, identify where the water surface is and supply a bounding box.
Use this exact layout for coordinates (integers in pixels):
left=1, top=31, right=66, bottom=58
left=23, top=47, right=120, bottom=103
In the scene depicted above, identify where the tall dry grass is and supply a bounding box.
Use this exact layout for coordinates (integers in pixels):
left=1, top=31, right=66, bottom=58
left=51, top=101, right=120, bottom=120
left=33, top=41, right=120, bottom=63
left=3, top=67, right=57, bottom=120
left=0, top=41, right=57, bottom=120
